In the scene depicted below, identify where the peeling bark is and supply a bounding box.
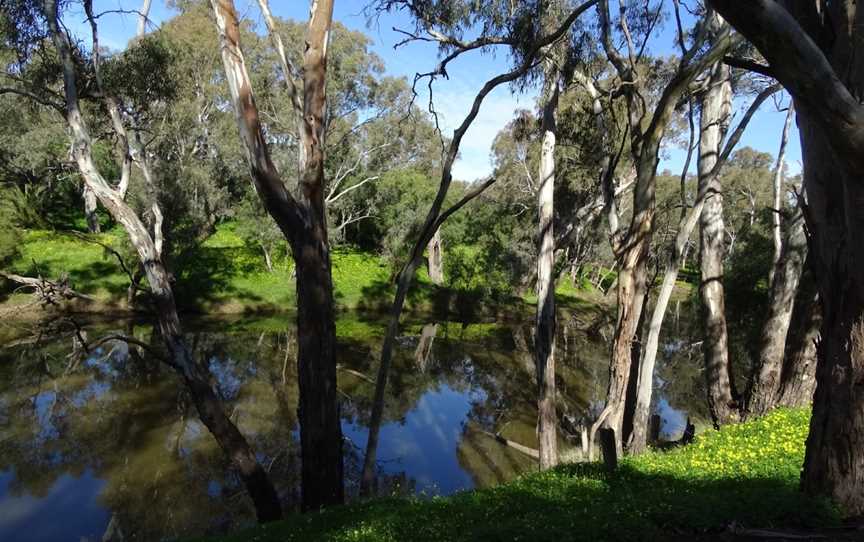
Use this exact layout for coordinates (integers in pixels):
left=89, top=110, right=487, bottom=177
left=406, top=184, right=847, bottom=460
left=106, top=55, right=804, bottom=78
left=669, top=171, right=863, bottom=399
left=776, top=262, right=819, bottom=409
left=211, top=0, right=343, bottom=511
left=590, top=0, right=739, bottom=456
left=427, top=227, right=444, bottom=285
left=746, top=205, right=807, bottom=418
left=83, top=185, right=99, bottom=233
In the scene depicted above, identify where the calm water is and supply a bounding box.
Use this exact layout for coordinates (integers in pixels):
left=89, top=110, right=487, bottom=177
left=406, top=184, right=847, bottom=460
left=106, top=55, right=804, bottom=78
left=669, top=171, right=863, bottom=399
left=0, top=312, right=707, bottom=541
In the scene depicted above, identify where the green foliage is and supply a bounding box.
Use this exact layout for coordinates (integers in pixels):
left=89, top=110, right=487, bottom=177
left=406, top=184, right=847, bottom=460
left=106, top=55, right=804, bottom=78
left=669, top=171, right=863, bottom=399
left=444, top=244, right=513, bottom=301
left=102, top=34, right=178, bottom=114
left=198, top=408, right=837, bottom=542
left=0, top=203, right=20, bottom=266
left=359, top=168, right=438, bottom=268
left=233, top=189, right=287, bottom=272
left=2, top=229, right=132, bottom=300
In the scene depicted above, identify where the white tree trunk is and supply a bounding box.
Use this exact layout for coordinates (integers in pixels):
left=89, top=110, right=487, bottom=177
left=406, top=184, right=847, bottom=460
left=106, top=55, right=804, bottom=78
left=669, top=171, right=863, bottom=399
left=770, top=104, right=795, bottom=286
left=698, top=58, right=737, bottom=428
left=536, top=78, right=559, bottom=470
left=427, top=227, right=444, bottom=285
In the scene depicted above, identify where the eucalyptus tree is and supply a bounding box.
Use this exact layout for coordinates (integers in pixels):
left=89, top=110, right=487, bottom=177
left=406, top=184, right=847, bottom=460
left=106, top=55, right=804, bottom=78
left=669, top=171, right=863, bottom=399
left=0, top=0, right=282, bottom=522
left=709, top=0, right=864, bottom=515
left=359, top=0, right=599, bottom=493
left=210, top=0, right=345, bottom=510
left=629, top=81, right=779, bottom=451
left=587, top=0, right=740, bottom=457
left=533, top=0, right=574, bottom=470
left=694, top=16, right=738, bottom=429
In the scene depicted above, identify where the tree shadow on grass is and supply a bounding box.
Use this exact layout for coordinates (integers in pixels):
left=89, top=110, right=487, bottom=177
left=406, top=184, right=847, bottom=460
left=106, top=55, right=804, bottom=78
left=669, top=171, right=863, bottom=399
left=172, top=245, right=273, bottom=312
left=213, top=462, right=839, bottom=542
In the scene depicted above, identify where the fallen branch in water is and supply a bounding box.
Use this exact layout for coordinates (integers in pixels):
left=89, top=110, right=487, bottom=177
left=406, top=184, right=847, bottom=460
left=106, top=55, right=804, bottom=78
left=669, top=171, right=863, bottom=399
left=473, top=425, right=540, bottom=460
left=337, top=365, right=376, bottom=384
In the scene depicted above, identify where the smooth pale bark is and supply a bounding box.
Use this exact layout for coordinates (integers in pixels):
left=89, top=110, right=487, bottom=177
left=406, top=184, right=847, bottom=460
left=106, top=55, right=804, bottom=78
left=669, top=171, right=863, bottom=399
left=535, top=78, right=559, bottom=470
left=709, top=0, right=864, bottom=514
left=84, top=185, right=99, bottom=233
left=136, top=0, right=152, bottom=38
left=360, top=2, right=597, bottom=493
left=745, top=205, right=807, bottom=418
left=770, top=104, right=795, bottom=284
left=629, top=84, right=778, bottom=452
left=697, top=58, right=737, bottom=429
left=590, top=1, right=740, bottom=457
left=426, top=227, right=444, bottom=285
left=414, top=323, right=437, bottom=372
left=210, top=0, right=343, bottom=510
left=44, top=0, right=281, bottom=522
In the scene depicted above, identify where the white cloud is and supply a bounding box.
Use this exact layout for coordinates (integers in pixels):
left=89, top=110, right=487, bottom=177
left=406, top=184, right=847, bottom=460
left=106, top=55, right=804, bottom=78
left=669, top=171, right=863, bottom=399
left=422, top=78, right=537, bottom=182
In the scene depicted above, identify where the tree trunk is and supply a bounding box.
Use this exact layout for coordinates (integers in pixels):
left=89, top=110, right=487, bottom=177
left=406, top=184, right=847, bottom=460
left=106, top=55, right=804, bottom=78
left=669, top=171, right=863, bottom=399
left=262, top=245, right=273, bottom=273
left=797, top=107, right=864, bottom=514
left=697, top=59, right=737, bottom=428
left=45, top=0, right=281, bottom=521
left=288, top=0, right=345, bottom=508
left=630, top=202, right=704, bottom=452
left=592, top=255, right=648, bottom=459
left=84, top=185, right=100, bottom=233
left=630, top=85, right=780, bottom=453
left=622, top=285, right=650, bottom=447
left=427, top=227, right=444, bottom=285
left=294, top=233, right=343, bottom=510
left=706, top=0, right=864, bottom=515
left=211, top=0, right=344, bottom=511
left=745, top=205, right=807, bottom=418
left=776, top=262, right=819, bottom=408
left=358, top=3, right=594, bottom=491
left=535, top=78, right=559, bottom=470
left=769, top=104, right=795, bottom=285
left=136, top=0, right=152, bottom=38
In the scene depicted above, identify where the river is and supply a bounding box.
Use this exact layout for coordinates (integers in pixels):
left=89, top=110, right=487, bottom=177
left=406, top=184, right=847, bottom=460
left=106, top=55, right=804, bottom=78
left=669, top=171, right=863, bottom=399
left=0, top=310, right=708, bottom=541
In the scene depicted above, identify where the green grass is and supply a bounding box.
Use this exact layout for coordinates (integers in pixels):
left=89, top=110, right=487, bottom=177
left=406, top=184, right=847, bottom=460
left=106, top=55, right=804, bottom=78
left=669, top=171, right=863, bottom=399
left=2, top=225, right=611, bottom=318
left=4, top=229, right=132, bottom=304
left=199, top=408, right=837, bottom=542
left=1, top=226, right=403, bottom=313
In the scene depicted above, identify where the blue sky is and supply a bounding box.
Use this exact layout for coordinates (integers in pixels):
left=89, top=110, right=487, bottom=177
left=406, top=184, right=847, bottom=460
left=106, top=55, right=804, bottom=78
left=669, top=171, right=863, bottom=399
left=65, top=0, right=801, bottom=182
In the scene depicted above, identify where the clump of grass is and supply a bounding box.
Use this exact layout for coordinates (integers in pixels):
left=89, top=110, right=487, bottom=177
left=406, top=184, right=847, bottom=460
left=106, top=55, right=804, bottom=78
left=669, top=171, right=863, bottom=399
left=198, top=408, right=837, bottom=542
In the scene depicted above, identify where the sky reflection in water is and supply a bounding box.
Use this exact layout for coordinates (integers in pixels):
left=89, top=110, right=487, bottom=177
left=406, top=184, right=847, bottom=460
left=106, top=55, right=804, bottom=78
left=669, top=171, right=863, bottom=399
left=0, top=314, right=704, bottom=541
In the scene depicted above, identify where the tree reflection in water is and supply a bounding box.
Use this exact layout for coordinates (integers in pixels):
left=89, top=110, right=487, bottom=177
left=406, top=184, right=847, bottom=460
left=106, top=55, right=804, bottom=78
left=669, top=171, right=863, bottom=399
left=0, top=312, right=706, bottom=541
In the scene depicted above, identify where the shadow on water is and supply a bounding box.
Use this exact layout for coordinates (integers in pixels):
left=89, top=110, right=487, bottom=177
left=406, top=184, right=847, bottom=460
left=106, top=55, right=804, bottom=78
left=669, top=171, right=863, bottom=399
left=0, top=311, right=707, bottom=541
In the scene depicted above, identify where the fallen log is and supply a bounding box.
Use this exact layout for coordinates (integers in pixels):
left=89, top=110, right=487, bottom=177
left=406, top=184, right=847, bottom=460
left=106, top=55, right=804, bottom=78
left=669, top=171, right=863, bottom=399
left=1, top=270, right=93, bottom=307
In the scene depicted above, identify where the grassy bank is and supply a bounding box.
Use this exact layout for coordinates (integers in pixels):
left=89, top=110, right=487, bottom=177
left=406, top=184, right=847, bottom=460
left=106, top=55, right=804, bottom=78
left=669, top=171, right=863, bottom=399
left=199, top=408, right=837, bottom=542
left=0, top=226, right=608, bottom=319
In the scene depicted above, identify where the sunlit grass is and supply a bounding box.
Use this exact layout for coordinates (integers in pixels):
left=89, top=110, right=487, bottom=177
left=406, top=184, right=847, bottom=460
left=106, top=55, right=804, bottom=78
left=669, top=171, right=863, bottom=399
left=2, top=225, right=608, bottom=317
left=198, top=408, right=837, bottom=542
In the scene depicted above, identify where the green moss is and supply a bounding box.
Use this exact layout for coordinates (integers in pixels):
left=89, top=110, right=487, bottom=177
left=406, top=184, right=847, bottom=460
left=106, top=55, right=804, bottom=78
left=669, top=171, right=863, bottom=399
left=196, top=408, right=837, bottom=542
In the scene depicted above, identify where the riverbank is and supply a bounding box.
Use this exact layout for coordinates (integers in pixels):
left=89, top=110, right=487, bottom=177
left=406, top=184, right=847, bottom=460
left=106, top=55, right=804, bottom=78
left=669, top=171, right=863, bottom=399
left=198, top=408, right=839, bottom=542
left=0, top=226, right=613, bottom=323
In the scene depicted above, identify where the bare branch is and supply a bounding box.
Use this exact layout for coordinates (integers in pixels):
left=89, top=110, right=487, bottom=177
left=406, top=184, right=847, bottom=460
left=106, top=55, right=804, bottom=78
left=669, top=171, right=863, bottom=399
left=723, top=56, right=775, bottom=78
left=0, top=87, right=64, bottom=112
left=327, top=176, right=379, bottom=204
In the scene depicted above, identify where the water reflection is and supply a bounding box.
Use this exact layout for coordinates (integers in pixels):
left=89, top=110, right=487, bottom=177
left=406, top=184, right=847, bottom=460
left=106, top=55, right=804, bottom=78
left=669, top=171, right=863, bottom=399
left=0, top=313, right=706, bottom=540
